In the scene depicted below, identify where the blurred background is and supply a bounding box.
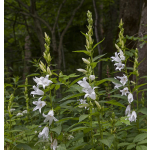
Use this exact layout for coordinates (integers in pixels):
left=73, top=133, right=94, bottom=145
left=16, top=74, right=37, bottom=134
left=4, top=0, right=147, bottom=84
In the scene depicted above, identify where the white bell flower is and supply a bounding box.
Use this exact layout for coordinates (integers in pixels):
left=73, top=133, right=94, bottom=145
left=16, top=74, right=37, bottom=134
left=51, top=139, right=58, bottom=150
left=111, top=52, right=121, bottom=62
left=31, top=85, right=44, bottom=97
left=128, top=93, right=134, bottom=104
left=120, top=87, right=129, bottom=96
left=112, top=78, right=122, bottom=89
left=77, top=77, right=90, bottom=89
left=114, top=62, right=125, bottom=71
left=83, top=87, right=97, bottom=100
left=43, top=110, right=58, bottom=126
left=16, top=112, right=23, bottom=117
left=33, top=97, right=46, bottom=113
left=128, top=111, right=137, bottom=122
left=89, top=75, right=95, bottom=80
left=117, top=74, right=128, bottom=86
left=38, top=126, right=49, bottom=141
left=125, top=105, right=131, bottom=115
left=118, top=49, right=125, bottom=60
left=77, top=69, right=87, bottom=73
left=33, top=75, right=53, bottom=89
left=22, top=110, right=28, bottom=114
left=78, top=99, right=88, bottom=109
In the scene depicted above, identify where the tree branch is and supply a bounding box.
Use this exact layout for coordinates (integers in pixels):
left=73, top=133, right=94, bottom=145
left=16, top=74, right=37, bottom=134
left=15, top=0, right=29, bottom=11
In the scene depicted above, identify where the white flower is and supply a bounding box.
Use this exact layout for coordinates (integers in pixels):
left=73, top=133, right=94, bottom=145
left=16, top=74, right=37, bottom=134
left=38, top=127, right=49, bottom=141
left=10, top=108, right=15, bottom=112
left=117, top=74, right=128, bottom=86
left=112, top=78, right=122, bottom=89
left=125, top=105, right=131, bottom=115
left=33, top=75, right=53, bottom=89
left=89, top=75, right=95, bottom=80
left=114, top=62, right=125, bottom=71
left=67, top=135, right=74, bottom=140
left=16, top=112, right=23, bottom=117
left=33, top=97, right=46, bottom=113
left=83, top=87, right=97, bottom=100
left=128, top=93, right=134, bottom=104
left=78, top=99, right=88, bottom=109
left=35, top=131, right=37, bottom=133
left=120, top=87, right=129, bottom=96
left=111, top=52, right=121, bottom=62
left=22, top=110, right=28, bottom=114
left=128, top=111, right=137, bottom=122
left=82, top=58, right=90, bottom=64
left=43, top=110, right=58, bottom=126
left=77, top=69, right=87, bottom=73
left=31, top=85, right=44, bottom=97
left=77, top=77, right=90, bottom=89
left=118, top=49, right=125, bottom=60
left=51, top=138, right=58, bottom=150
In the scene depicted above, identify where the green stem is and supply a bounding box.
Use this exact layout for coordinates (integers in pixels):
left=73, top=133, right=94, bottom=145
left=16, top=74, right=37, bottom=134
left=136, top=76, right=139, bottom=131
left=97, top=112, right=105, bottom=150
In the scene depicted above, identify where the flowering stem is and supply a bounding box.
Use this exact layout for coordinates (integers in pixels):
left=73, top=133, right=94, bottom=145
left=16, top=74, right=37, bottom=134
left=136, top=76, right=139, bottom=131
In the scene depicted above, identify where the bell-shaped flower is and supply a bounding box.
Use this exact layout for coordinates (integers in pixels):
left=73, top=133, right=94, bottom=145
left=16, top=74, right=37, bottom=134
left=38, top=126, right=49, bottom=141
left=16, top=112, right=23, bottom=117
left=50, top=138, right=58, bottom=150
left=128, top=111, right=137, bottom=122
left=118, top=49, right=125, bottom=60
left=111, top=52, right=121, bottom=62
left=120, top=87, right=129, bottom=96
left=114, top=62, right=125, bottom=71
left=31, top=85, right=44, bottom=97
left=33, top=75, right=53, bottom=89
left=117, top=74, right=128, bottom=86
left=125, top=105, right=131, bottom=115
left=43, top=110, right=58, bottom=126
left=33, top=97, right=46, bottom=113
left=128, top=93, right=134, bottom=104
left=89, top=75, right=95, bottom=81
left=78, top=99, right=88, bottom=109
left=77, top=69, right=87, bottom=73
left=83, top=87, right=97, bottom=100
left=77, top=77, right=90, bottom=89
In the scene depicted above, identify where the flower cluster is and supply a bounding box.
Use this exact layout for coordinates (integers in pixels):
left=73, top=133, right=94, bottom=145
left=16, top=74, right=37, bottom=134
left=31, top=74, right=58, bottom=149
left=111, top=47, right=137, bottom=122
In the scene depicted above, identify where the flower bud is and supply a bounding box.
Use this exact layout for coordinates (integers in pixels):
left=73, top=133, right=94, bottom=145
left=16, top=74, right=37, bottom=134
left=95, top=101, right=101, bottom=110
left=89, top=75, right=95, bottom=80
left=47, top=67, right=52, bottom=76
left=77, top=69, right=87, bottom=73
left=82, top=58, right=90, bottom=65
left=115, top=44, right=120, bottom=51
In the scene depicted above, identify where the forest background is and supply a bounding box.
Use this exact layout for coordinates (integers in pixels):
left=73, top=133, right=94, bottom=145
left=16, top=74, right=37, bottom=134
left=4, top=0, right=148, bottom=149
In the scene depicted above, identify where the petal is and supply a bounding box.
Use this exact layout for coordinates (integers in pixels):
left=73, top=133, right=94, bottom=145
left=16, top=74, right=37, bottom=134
left=53, top=117, right=58, bottom=122
left=33, top=106, right=39, bottom=111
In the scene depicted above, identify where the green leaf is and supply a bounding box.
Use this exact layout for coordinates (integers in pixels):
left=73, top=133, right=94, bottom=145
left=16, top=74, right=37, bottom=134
left=138, top=108, right=147, bottom=115
left=59, top=93, right=84, bottom=102
left=137, top=139, right=147, bottom=145
left=133, top=133, right=147, bottom=143
left=109, top=94, right=127, bottom=100
left=100, top=100, right=125, bottom=108
left=93, top=53, right=107, bottom=62
left=127, top=143, right=136, bottom=149
left=57, top=144, right=67, bottom=150
left=15, top=143, right=32, bottom=150
left=90, top=62, right=97, bottom=69
left=118, top=142, right=131, bottom=147
left=51, top=125, right=62, bottom=135
left=69, top=76, right=84, bottom=87
left=69, top=126, right=88, bottom=132
left=93, top=38, right=105, bottom=50
left=126, top=67, right=133, bottom=70
left=79, top=114, right=89, bottom=122
left=73, top=50, right=90, bottom=56
left=95, top=78, right=122, bottom=86
left=68, top=73, right=80, bottom=78
left=27, top=73, right=40, bottom=77
left=55, top=84, right=60, bottom=90
left=132, top=83, right=147, bottom=92
left=99, top=135, right=114, bottom=148
left=136, top=145, right=147, bottom=150
left=120, top=117, right=130, bottom=125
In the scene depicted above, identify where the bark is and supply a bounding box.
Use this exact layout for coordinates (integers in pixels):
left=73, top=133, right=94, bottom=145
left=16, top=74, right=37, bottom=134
left=23, top=35, right=31, bottom=80
left=93, top=0, right=102, bottom=80
left=133, top=2, right=147, bottom=100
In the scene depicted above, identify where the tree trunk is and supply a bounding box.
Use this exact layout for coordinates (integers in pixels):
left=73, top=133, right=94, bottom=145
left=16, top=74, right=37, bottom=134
left=23, top=35, right=31, bottom=80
